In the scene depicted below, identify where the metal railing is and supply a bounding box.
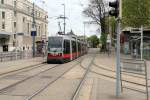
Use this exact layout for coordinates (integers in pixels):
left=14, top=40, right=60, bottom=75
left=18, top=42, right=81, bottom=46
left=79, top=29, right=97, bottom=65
left=121, top=58, right=149, bottom=100
left=0, top=51, right=33, bottom=62
left=143, top=48, right=150, bottom=60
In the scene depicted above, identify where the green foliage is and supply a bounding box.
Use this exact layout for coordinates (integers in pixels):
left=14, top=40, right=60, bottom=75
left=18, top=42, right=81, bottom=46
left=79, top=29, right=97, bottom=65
left=109, top=17, right=116, bottom=34
left=100, top=33, right=107, bottom=45
left=122, top=0, right=150, bottom=27
left=88, top=35, right=100, bottom=48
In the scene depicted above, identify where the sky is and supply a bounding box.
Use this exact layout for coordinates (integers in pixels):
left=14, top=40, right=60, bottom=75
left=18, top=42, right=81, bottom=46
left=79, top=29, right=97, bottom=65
left=33, top=0, right=111, bottom=37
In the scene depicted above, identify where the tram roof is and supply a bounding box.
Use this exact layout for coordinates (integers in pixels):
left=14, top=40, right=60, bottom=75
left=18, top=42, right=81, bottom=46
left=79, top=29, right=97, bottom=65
left=48, top=35, right=87, bottom=44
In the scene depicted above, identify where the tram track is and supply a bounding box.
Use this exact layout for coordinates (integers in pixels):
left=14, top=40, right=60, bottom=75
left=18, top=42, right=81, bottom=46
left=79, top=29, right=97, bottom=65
left=26, top=55, right=86, bottom=100
left=71, top=53, right=96, bottom=100
left=81, top=53, right=149, bottom=85
left=0, top=63, right=45, bottom=77
left=25, top=53, right=95, bottom=100
left=0, top=62, right=49, bottom=92
left=81, top=65, right=147, bottom=93
left=0, top=51, right=111, bottom=100
left=0, top=63, right=59, bottom=93
left=0, top=54, right=87, bottom=100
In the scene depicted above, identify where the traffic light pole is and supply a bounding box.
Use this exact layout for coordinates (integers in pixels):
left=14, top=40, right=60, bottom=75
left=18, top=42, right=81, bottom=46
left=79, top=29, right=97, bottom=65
left=141, top=25, right=143, bottom=60
left=108, top=0, right=121, bottom=96
left=116, top=17, right=121, bottom=97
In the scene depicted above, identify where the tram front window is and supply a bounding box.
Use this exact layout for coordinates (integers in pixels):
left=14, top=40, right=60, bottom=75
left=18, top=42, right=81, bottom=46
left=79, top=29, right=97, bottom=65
left=48, top=37, right=63, bottom=52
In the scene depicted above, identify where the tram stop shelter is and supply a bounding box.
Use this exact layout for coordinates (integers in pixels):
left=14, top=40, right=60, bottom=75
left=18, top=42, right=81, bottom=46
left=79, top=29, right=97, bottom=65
left=122, top=28, right=150, bottom=59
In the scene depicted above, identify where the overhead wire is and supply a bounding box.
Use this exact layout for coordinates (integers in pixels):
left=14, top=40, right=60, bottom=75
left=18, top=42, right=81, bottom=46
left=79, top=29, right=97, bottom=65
left=65, top=0, right=72, bottom=32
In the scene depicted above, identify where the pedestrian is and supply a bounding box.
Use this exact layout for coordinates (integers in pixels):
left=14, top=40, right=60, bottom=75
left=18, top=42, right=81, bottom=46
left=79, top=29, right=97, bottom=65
left=42, top=47, right=45, bottom=58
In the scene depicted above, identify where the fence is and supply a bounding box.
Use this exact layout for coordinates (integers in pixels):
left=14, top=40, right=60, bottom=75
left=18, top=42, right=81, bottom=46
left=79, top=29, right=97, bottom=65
left=121, top=58, right=148, bottom=100
left=0, top=51, right=33, bottom=62
left=143, top=47, right=150, bottom=60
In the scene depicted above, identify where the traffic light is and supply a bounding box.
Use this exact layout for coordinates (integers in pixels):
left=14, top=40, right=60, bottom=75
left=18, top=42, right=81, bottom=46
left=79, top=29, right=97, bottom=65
left=109, top=1, right=119, bottom=18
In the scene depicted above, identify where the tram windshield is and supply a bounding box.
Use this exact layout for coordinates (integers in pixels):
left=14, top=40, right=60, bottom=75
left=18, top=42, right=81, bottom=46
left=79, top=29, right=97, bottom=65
left=48, top=37, right=63, bottom=52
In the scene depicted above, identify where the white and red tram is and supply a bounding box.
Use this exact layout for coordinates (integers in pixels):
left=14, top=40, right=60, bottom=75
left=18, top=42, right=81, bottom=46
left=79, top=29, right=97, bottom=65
left=47, top=35, right=87, bottom=63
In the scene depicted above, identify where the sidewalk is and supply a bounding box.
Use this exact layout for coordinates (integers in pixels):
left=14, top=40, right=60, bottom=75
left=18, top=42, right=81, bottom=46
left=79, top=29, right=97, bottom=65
left=90, top=78, right=146, bottom=100
left=0, top=57, right=45, bottom=75
left=90, top=53, right=149, bottom=100
left=94, top=53, right=150, bottom=78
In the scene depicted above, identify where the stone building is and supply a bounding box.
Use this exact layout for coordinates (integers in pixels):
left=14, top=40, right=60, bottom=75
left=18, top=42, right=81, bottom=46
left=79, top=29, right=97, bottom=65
left=0, top=0, right=48, bottom=52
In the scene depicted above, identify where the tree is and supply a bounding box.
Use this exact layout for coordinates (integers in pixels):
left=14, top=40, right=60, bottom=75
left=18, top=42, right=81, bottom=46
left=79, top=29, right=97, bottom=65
left=83, top=0, right=108, bottom=51
left=88, top=35, right=99, bottom=48
left=83, top=0, right=106, bottom=33
left=100, top=32, right=107, bottom=51
left=122, top=0, right=150, bottom=28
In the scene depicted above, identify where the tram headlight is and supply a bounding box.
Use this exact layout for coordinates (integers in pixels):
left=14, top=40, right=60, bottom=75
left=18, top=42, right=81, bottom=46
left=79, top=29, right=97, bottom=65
left=58, top=53, right=62, bottom=56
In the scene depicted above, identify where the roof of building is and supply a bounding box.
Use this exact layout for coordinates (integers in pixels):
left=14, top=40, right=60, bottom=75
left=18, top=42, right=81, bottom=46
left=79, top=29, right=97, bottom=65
left=122, top=27, right=150, bottom=32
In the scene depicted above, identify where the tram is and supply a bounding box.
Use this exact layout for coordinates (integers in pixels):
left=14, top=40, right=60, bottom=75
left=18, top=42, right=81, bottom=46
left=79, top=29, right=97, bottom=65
left=47, top=35, right=87, bottom=63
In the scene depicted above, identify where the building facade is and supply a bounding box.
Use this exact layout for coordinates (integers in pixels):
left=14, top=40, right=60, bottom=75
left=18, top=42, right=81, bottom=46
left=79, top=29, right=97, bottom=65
left=0, top=0, right=48, bottom=52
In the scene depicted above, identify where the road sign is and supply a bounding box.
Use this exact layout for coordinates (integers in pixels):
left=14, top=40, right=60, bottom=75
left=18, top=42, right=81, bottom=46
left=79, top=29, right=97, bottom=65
left=130, top=28, right=141, bottom=33
left=31, top=31, right=37, bottom=36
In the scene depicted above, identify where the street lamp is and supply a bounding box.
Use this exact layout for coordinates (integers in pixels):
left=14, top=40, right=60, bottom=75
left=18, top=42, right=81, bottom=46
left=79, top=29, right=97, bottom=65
left=62, top=4, right=66, bottom=34
left=31, top=1, right=37, bottom=57
left=83, top=22, right=87, bottom=42
left=15, top=33, right=18, bottom=60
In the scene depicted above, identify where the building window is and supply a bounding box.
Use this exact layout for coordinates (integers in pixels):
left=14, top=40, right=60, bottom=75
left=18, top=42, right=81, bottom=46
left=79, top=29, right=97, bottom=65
left=45, top=24, right=47, bottom=35
left=27, top=7, right=30, bottom=13
left=14, top=34, right=16, bottom=39
left=35, top=11, right=37, bottom=17
left=45, top=16, right=47, bottom=20
left=38, top=26, right=40, bottom=36
left=27, top=23, right=30, bottom=34
left=2, top=22, right=5, bottom=29
left=14, top=11, right=17, bottom=17
left=14, top=22, right=16, bottom=28
left=14, top=0, right=16, bottom=7
left=1, top=0, right=4, bottom=4
left=23, top=17, right=25, bottom=22
left=38, top=12, right=40, bottom=17
left=2, top=11, right=5, bottom=19
left=23, top=46, right=25, bottom=50
left=13, top=41, right=15, bottom=46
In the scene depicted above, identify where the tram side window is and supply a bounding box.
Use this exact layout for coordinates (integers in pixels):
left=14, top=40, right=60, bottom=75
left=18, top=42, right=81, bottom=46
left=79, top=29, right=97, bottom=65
left=72, top=41, right=76, bottom=53
left=78, top=42, right=81, bottom=52
left=64, top=40, right=70, bottom=54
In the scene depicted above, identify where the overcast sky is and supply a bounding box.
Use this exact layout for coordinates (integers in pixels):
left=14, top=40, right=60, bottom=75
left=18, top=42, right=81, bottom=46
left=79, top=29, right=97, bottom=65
left=33, top=0, right=111, bottom=37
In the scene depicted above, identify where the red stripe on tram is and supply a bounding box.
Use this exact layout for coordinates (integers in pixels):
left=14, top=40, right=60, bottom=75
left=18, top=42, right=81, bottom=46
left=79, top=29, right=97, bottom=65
left=63, top=54, right=71, bottom=58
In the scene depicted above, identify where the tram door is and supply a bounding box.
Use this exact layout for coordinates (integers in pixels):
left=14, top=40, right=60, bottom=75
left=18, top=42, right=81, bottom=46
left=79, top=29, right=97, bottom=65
left=3, top=45, right=8, bottom=52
